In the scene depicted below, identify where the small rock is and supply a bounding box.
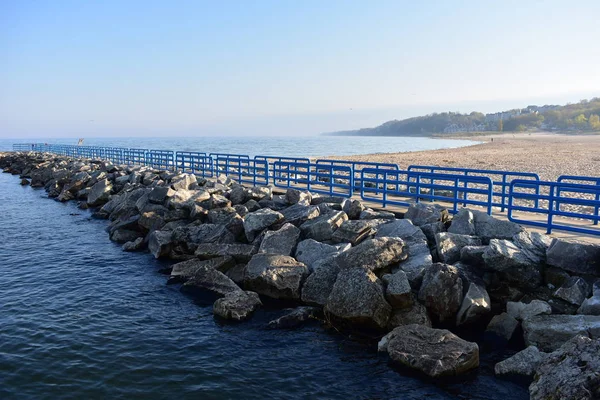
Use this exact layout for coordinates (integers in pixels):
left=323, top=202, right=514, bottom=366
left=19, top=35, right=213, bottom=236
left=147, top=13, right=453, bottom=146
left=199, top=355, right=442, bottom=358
left=266, top=307, right=320, bottom=329
left=486, top=312, right=519, bottom=341
left=213, top=291, right=262, bottom=321
left=554, top=276, right=590, bottom=306
left=383, top=271, right=413, bottom=309
left=506, top=300, right=552, bottom=321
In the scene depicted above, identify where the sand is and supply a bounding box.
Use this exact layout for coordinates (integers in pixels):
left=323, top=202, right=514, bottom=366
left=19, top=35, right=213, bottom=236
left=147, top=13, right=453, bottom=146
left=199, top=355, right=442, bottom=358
left=333, top=133, right=600, bottom=181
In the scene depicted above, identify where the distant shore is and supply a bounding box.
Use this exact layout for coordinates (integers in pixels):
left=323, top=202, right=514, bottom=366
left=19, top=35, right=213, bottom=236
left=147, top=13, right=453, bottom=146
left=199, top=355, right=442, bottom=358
left=331, top=133, right=600, bottom=181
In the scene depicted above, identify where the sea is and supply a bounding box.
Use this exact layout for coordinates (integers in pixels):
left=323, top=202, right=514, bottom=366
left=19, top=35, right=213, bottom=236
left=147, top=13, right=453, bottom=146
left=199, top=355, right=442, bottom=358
left=1, top=135, right=479, bottom=158
left=0, top=136, right=529, bottom=399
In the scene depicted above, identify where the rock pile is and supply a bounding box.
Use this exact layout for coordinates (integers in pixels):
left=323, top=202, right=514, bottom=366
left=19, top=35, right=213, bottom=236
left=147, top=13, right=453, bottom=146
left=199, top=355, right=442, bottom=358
left=2, top=152, right=599, bottom=396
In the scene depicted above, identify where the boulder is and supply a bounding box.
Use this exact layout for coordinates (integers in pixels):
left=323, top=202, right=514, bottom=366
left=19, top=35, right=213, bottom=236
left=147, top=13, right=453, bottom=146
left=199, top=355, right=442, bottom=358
left=229, top=186, right=248, bottom=205
left=267, top=306, right=320, bottom=329
left=494, top=346, right=547, bottom=378
left=243, top=208, right=284, bottom=242
left=170, top=256, right=235, bottom=283
left=122, top=237, right=145, bottom=252
left=299, top=211, right=348, bottom=242
left=578, top=295, right=600, bottom=316
left=456, top=282, right=491, bottom=325
left=181, top=266, right=241, bottom=298
left=385, top=324, right=479, bottom=377
left=374, top=218, right=428, bottom=244
left=244, top=254, right=309, bottom=300
left=460, top=245, right=487, bottom=266
left=171, top=173, right=196, bottom=191
left=325, top=267, right=391, bottom=330
left=300, top=256, right=340, bottom=307
left=148, top=230, right=173, bottom=258
left=294, top=239, right=341, bottom=270
left=507, top=300, right=552, bottom=321
left=336, top=237, right=406, bottom=272
left=448, top=208, right=475, bottom=236
left=195, top=243, right=256, bottom=263
left=529, top=335, right=600, bottom=400
left=554, top=276, right=590, bottom=306
left=486, top=312, right=519, bottom=341
left=522, top=314, right=600, bottom=351
left=418, top=263, right=463, bottom=323
left=387, top=302, right=432, bottom=329
left=546, top=238, right=600, bottom=276
left=359, top=209, right=396, bottom=220
left=331, top=220, right=375, bottom=245
left=248, top=185, right=272, bottom=201
left=512, top=230, right=552, bottom=265
left=213, top=291, right=262, bottom=321
left=148, top=186, right=175, bottom=204
left=341, top=199, right=365, bottom=219
left=404, top=203, right=448, bottom=226
left=397, top=241, right=433, bottom=288
left=87, top=178, right=112, bottom=206
left=285, top=188, right=312, bottom=205
left=435, top=232, right=482, bottom=264
left=110, top=228, right=143, bottom=244
left=280, top=203, right=320, bottom=227
left=383, top=271, right=412, bottom=309
left=470, top=209, right=524, bottom=243
left=258, top=223, right=301, bottom=256
left=482, top=239, right=536, bottom=271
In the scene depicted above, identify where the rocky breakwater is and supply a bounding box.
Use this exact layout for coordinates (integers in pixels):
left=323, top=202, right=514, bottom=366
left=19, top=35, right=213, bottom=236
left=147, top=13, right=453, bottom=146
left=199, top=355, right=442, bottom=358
left=2, top=152, right=600, bottom=398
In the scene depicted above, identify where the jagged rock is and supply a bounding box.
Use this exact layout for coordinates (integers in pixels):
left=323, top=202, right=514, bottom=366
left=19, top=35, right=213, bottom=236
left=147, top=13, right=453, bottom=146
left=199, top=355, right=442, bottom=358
left=397, top=241, right=433, bottom=288
left=170, top=256, right=235, bottom=282
left=359, top=209, right=396, bottom=220
left=470, top=209, right=524, bottom=243
left=20, top=178, right=30, bottom=185
left=383, top=271, right=412, bottom=309
left=244, top=254, right=309, bottom=300
left=456, top=282, right=491, bottom=325
left=483, top=239, right=542, bottom=290
left=171, top=173, right=197, bottom=191
left=243, top=208, right=284, bottom=242
left=311, top=195, right=345, bottom=205
left=522, top=314, right=600, bottom=351
left=195, top=243, right=256, bottom=263
left=267, top=306, right=320, bottom=329
left=243, top=199, right=261, bottom=212
left=494, top=346, right=547, bottom=378
left=148, top=230, right=173, bottom=258
left=341, top=199, right=365, bottom=219
left=325, top=267, right=391, bottom=330
left=258, top=223, right=301, bottom=256
left=512, top=230, right=552, bottom=265
left=486, top=312, right=519, bottom=341
left=285, top=188, right=312, bottom=205
left=459, top=245, right=487, bottom=265
left=225, top=264, right=246, bottom=286
left=554, top=276, right=590, bottom=306
left=331, top=220, right=375, bottom=245
left=507, top=300, right=552, bottom=321
left=213, top=290, right=262, bottom=321
left=229, top=186, right=248, bottom=205
left=385, top=324, right=479, bottom=377
left=546, top=238, right=600, bottom=276
left=404, top=203, right=448, bottom=226
left=387, top=301, right=431, bottom=329
left=248, top=185, right=272, bottom=201
left=110, top=228, right=143, bottom=244
left=299, top=211, right=348, bottom=242
left=148, top=186, right=175, bottom=204
left=418, top=263, right=463, bottom=323
left=294, top=239, right=341, bottom=269
left=300, top=255, right=340, bottom=306
left=337, top=237, right=406, bottom=272
left=374, top=218, right=427, bottom=244
left=122, top=237, right=144, bottom=252
left=138, top=209, right=167, bottom=232
left=448, top=208, right=475, bottom=235
left=87, top=178, right=112, bottom=206
left=181, top=266, right=241, bottom=298
left=529, top=335, right=600, bottom=400
left=280, top=203, right=320, bottom=227
left=167, top=189, right=210, bottom=210
left=435, top=232, right=482, bottom=264
left=578, top=295, right=600, bottom=316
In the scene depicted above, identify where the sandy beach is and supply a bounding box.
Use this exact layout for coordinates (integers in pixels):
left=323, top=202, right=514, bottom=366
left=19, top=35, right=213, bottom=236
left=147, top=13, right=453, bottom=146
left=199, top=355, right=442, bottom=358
left=334, top=133, right=600, bottom=181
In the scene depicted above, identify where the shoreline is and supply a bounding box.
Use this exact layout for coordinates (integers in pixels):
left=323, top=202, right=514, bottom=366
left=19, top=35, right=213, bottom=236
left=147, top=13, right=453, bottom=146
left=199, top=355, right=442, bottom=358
left=331, top=133, right=600, bottom=181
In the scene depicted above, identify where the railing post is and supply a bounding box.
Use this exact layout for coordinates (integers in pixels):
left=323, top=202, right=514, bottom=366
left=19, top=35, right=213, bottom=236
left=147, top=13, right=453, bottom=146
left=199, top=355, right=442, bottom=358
left=453, top=178, right=460, bottom=214
left=547, top=184, right=555, bottom=234
left=595, top=179, right=600, bottom=226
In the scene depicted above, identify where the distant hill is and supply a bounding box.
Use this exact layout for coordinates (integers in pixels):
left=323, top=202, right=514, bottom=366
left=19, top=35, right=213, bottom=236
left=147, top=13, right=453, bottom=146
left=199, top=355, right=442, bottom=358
left=324, top=98, right=600, bottom=136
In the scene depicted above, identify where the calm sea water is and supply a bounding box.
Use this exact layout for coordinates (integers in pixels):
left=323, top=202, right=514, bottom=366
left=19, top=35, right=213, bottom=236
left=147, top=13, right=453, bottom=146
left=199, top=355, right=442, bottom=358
left=0, top=171, right=528, bottom=399
left=0, top=136, right=479, bottom=158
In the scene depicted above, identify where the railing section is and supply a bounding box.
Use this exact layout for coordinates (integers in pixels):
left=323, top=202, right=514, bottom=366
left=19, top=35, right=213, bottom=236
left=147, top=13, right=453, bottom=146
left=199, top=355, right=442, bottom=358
left=272, top=161, right=353, bottom=198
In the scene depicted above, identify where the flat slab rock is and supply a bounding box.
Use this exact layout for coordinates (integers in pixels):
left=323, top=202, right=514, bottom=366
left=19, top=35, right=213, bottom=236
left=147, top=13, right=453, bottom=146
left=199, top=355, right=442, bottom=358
left=383, top=324, right=479, bottom=377
left=522, top=314, right=600, bottom=352
left=213, top=291, right=262, bottom=321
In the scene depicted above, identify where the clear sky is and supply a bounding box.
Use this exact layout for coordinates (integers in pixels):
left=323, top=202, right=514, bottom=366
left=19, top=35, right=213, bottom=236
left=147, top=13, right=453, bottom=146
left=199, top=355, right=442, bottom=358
left=1, top=0, right=599, bottom=138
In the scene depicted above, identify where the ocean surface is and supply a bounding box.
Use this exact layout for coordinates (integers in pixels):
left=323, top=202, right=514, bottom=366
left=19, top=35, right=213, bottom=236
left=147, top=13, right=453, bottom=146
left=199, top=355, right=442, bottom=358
left=0, top=136, right=479, bottom=158
left=0, top=171, right=529, bottom=399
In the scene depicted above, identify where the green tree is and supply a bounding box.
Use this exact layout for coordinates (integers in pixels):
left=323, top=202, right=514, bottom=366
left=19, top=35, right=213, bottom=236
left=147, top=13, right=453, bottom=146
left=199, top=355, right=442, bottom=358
left=574, top=113, right=588, bottom=127
left=589, top=114, right=600, bottom=130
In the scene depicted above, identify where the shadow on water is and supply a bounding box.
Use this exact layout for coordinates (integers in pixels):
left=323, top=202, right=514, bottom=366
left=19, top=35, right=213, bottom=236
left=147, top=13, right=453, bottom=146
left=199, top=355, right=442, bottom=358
left=0, top=172, right=528, bottom=400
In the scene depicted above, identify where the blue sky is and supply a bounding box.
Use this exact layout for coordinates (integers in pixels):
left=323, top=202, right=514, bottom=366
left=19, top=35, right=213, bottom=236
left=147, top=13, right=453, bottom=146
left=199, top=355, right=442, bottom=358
left=1, top=0, right=599, bottom=138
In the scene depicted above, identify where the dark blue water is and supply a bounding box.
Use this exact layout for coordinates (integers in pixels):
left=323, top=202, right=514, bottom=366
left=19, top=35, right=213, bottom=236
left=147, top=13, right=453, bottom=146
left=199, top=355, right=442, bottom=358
left=0, top=136, right=480, bottom=158
left=0, top=171, right=527, bottom=399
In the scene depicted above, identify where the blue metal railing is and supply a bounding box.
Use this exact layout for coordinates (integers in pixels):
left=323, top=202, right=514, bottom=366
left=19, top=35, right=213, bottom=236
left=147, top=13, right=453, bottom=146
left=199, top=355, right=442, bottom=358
left=146, top=150, right=175, bottom=170
left=123, top=148, right=147, bottom=166
left=12, top=144, right=36, bottom=151
left=272, top=161, right=354, bottom=198
left=175, top=151, right=213, bottom=177
left=360, top=168, right=493, bottom=215
left=215, top=156, right=269, bottom=186
left=407, top=165, right=540, bottom=211
left=316, top=159, right=400, bottom=191
left=556, top=175, right=600, bottom=226
left=508, top=180, right=600, bottom=235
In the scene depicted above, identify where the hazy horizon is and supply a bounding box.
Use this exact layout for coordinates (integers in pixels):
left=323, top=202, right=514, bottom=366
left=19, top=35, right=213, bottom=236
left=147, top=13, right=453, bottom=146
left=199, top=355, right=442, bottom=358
left=2, top=1, right=599, bottom=139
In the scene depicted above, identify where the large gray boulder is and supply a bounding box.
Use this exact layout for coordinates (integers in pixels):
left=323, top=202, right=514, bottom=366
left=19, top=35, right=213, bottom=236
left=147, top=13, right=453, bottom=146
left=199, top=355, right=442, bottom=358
left=435, top=232, right=482, bottom=264
left=512, top=230, right=552, bottom=265
left=494, top=346, right=547, bottom=378
left=336, top=237, right=405, bottom=272
left=148, top=230, right=173, bottom=258
left=243, top=208, right=284, bottom=242
left=194, top=243, right=256, bottom=263
left=459, top=245, right=487, bottom=265
left=294, top=239, right=341, bottom=269
left=341, top=199, right=365, bottom=220
left=87, top=178, right=112, bottom=206
left=169, top=256, right=235, bottom=283
left=404, top=203, right=449, bottom=227
left=482, top=239, right=536, bottom=271
left=546, top=238, right=600, bottom=276
left=554, top=276, right=590, bottom=306
left=258, top=223, right=301, bottom=256
left=418, top=263, right=464, bottom=323
left=470, top=209, right=524, bottom=243
left=244, top=254, right=309, bottom=300
left=387, top=302, right=432, bottom=329
left=331, top=220, right=376, bottom=245
left=375, top=219, right=427, bottom=244
left=507, top=300, right=552, bottom=321
left=171, top=173, right=197, bottom=191
left=300, top=255, right=340, bottom=306
left=529, top=335, right=600, bottom=400
left=181, top=266, right=242, bottom=298
left=522, top=314, right=600, bottom=351
left=578, top=295, right=600, bottom=316
left=448, top=208, right=475, bottom=236
left=299, top=211, right=348, bottom=242
left=397, top=241, right=433, bottom=288
left=384, top=324, right=479, bottom=377
left=280, top=204, right=320, bottom=227
left=325, top=267, right=391, bottom=330
left=213, top=291, right=262, bottom=321
left=456, top=282, right=491, bottom=325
